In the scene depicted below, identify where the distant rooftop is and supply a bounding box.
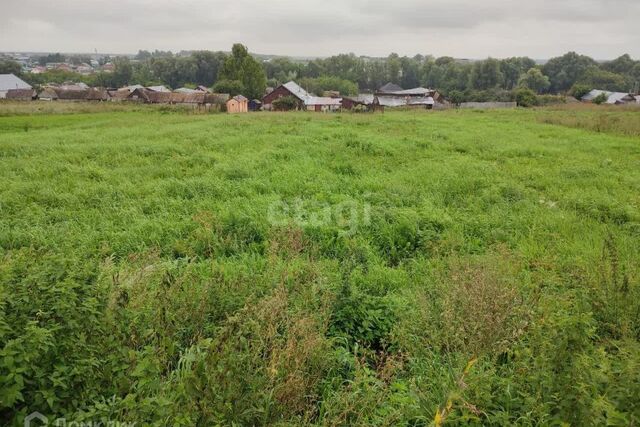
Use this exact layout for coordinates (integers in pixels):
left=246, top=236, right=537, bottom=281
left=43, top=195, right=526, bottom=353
left=0, top=74, right=32, bottom=91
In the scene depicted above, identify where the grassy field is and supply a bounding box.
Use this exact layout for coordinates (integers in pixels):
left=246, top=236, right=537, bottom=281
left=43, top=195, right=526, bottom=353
left=1, top=104, right=639, bottom=425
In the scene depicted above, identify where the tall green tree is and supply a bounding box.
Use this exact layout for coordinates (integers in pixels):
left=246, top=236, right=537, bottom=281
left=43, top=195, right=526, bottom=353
left=501, top=57, right=537, bottom=89
left=112, top=57, right=133, bottom=87
left=578, top=66, right=628, bottom=92
left=519, top=68, right=551, bottom=93
left=469, top=58, right=504, bottom=90
left=0, top=59, right=22, bottom=76
left=218, top=44, right=267, bottom=99
left=602, top=54, right=636, bottom=75
left=192, top=51, right=226, bottom=87
left=386, top=53, right=401, bottom=84
left=542, top=52, right=597, bottom=92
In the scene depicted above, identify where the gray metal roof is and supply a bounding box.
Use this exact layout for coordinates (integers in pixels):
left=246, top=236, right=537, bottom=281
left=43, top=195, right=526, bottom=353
left=581, top=89, right=609, bottom=101
left=345, top=94, right=375, bottom=104
left=378, top=82, right=403, bottom=93
left=0, top=74, right=32, bottom=91
left=282, top=81, right=312, bottom=102
left=393, top=87, right=433, bottom=96
left=377, top=96, right=409, bottom=107
left=306, top=96, right=342, bottom=106
left=146, top=85, right=170, bottom=92
left=582, top=89, right=635, bottom=104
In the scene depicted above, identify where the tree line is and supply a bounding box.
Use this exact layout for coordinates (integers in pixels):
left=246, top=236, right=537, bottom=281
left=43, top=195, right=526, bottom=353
left=2, top=45, right=639, bottom=101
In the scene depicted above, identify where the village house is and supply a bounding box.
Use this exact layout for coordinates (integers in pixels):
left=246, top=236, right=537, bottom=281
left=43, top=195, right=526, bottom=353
left=249, top=99, right=262, bottom=111
left=0, top=73, right=32, bottom=98
left=226, top=95, right=249, bottom=113
left=85, top=88, right=110, bottom=101
left=6, top=89, right=36, bottom=101
left=54, top=88, right=90, bottom=101
left=75, top=64, right=94, bottom=75
left=170, top=92, right=206, bottom=105
left=30, top=66, right=47, bottom=74
left=262, top=81, right=342, bottom=112
left=38, top=87, right=59, bottom=101
left=372, top=83, right=444, bottom=110
left=581, top=90, right=637, bottom=105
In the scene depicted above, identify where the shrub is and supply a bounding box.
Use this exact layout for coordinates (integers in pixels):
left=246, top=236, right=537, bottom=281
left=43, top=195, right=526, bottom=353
left=332, top=281, right=396, bottom=351
left=273, top=95, right=301, bottom=111
left=593, top=92, right=608, bottom=105
left=515, top=88, right=538, bottom=107
left=212, top=79, right=245, bottom=97
left=570, top=83, right=592, bottom=99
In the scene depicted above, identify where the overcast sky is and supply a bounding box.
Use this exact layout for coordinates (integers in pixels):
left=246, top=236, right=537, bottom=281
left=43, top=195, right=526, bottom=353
left=1, top=0, right=638, bottom=59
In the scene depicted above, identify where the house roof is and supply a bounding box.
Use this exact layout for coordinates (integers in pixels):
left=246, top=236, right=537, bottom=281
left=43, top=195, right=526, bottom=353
left=55, top=89, right=90, bottom=100
left=378, top=82, right=403, bottom=93
left=38, top=87, right=58, bottom=99
left=306, top=96, right=342, bottom=106
left=170, top=92, right=205, bottom=103
left=86, top=88, right=110, bottom=101
left=390, top=87, right=433, bottom=96
left=122, top=84, right=144, bottom=92
left=232, top=95, right=248, bottom=102
left=108, top=90, right=131, bottom=101
left=146, top=91, right=172, bottom=103
left=344, top=94, right=375, bottom=105
left=0, top=74, right=32, bottom=91
left=205, top=93, right=230, bottom=104
left=582, top=89, right=635, bottom=104
left=146, top=85, right=170, bottom=93
left=174, top=87, right=198, bottom=94
left=282, top=81, right=312, bottom=102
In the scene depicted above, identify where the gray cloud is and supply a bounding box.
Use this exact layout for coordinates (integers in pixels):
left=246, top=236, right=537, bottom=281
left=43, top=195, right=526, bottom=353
left=1, top=0, right=638, bottom=58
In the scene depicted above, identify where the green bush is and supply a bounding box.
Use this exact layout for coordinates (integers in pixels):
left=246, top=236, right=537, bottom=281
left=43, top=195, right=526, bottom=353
left=593, top=92, right=608, bottom=104
left=272, top=95, right=301, bottom=111
left=515, top=88, right=538, bottom=107
left=570, top=83, right=592, bottom=99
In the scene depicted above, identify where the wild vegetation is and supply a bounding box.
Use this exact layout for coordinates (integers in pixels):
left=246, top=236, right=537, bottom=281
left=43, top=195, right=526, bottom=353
left=1, top=104, right=639, bottom=425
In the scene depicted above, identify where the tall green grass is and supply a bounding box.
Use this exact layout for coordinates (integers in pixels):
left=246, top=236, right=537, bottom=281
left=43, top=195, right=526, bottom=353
left=1, top=105, right=639, bottom=425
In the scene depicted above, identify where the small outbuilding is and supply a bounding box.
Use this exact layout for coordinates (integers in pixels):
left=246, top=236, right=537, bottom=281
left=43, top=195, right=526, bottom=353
left=249, top=99, right=262, bottom=111
left=38, top=87, right=59, bottom=101
left=226, top=95, right=248, bottom=113
left=6, top=89, right=36, bottom=101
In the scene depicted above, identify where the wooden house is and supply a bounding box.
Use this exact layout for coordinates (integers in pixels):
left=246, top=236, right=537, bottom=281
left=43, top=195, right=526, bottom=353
left=262, top=81, right=341, bottom=111
left=226, top=95, right=248, bottom=113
